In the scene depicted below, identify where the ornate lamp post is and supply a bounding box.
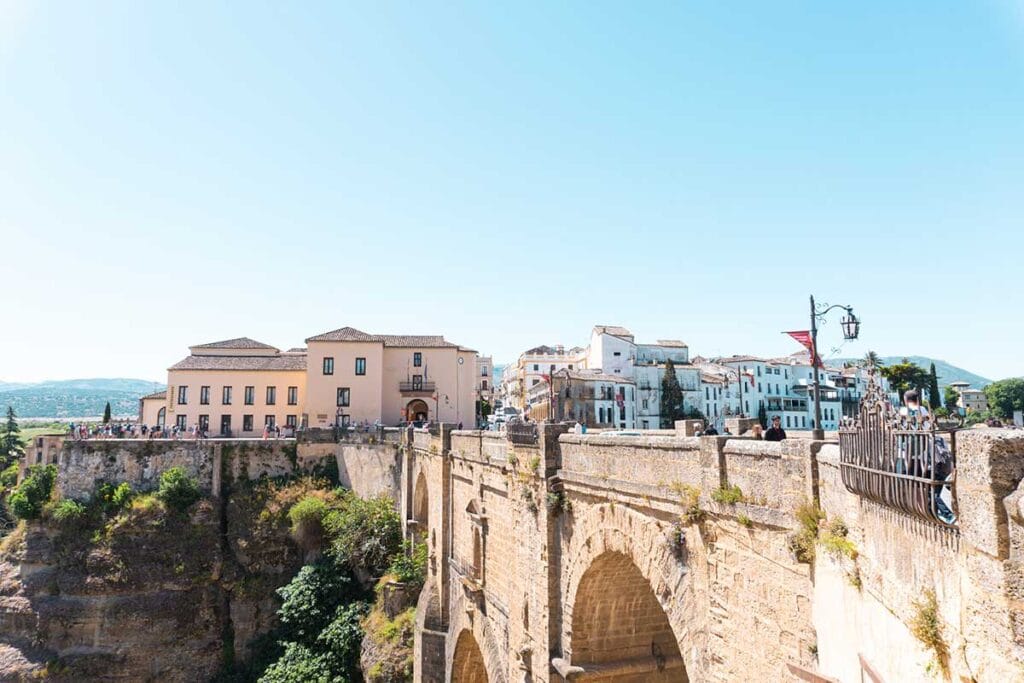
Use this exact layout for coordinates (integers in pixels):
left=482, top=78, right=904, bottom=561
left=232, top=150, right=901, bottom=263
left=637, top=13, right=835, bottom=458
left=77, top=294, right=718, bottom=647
left=810, top=295, right=860, bottom=439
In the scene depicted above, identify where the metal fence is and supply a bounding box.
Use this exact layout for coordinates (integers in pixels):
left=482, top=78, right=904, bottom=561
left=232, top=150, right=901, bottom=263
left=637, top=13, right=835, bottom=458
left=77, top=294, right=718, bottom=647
left=506, top=422, right=539, bottom=446
left=838, top=373, right=958, bottom=530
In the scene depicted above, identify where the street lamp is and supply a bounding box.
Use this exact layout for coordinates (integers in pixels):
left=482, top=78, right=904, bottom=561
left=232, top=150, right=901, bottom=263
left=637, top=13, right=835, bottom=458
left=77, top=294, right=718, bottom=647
left=809, top=295, right=860, bottom=440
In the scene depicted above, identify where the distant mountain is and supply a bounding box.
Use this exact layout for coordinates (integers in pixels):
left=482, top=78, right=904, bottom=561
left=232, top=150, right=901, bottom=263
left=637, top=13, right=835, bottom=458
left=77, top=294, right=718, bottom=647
left=0, top=378, right=165, bottom=419
left=833, top=356, right=991, bottom=390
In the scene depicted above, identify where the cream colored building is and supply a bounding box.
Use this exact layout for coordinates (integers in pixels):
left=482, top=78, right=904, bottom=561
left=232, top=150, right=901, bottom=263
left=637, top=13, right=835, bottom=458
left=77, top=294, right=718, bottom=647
left=139, top=390, right=168, bottom=427
left=304, top=327, right=477, bottom=428
left=164, top=338, right=307, bottom=436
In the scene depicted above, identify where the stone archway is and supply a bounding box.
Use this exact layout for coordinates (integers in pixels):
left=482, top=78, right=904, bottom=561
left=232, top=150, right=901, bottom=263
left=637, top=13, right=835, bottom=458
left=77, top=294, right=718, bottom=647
left=413, top=470, right=430, bottom=543
left=451, top=629, right=489, bottom=682
left=571, top=551, right=687, bottom=681
left=407, top=399, right=430, bottom=422
left=562, top=503, right=703, bottom=681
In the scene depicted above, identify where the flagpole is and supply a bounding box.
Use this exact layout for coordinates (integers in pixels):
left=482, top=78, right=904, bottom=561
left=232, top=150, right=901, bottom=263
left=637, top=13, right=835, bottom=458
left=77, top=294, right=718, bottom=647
left=811, top=295, right=824, bottom=440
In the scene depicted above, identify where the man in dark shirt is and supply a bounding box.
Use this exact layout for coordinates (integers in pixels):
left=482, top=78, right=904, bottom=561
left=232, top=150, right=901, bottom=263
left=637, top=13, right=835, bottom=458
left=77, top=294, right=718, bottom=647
left=703, top=423, right=719, bottom=436
left=764, top=415, right=786, bottom=442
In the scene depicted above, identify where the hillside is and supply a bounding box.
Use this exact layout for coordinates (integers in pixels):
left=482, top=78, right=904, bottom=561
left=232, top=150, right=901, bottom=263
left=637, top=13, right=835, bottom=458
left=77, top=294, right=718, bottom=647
left=0, top=378, right=164, bottom=419
left=834, top=356, right=990, bottom=389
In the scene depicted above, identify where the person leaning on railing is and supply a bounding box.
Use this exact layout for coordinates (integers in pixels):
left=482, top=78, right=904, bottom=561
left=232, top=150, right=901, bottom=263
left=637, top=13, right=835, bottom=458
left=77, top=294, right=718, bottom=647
left=898, top=389, right=956, bottom=524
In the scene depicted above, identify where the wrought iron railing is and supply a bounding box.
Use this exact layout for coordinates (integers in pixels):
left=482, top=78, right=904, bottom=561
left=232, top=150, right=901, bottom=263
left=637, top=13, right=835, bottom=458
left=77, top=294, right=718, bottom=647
left=838, top=373, right=957, bottom=529
left=399, top=381, right=436, bottom=392
left=506, top=422, right=539, bottom=445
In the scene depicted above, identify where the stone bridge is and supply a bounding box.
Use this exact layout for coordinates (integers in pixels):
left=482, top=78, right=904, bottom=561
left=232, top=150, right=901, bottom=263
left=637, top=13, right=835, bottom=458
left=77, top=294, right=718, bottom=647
left=401, top=424, right=1024, bottom=682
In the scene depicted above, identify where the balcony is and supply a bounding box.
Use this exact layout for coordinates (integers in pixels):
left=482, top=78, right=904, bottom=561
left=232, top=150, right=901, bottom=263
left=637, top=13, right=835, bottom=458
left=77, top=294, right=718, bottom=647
left=399, top=381, right=436, bottom=394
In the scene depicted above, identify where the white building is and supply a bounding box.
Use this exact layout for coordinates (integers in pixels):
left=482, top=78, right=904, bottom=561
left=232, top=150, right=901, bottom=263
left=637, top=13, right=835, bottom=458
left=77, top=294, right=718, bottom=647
left=510, top=345, right=586, bottom=412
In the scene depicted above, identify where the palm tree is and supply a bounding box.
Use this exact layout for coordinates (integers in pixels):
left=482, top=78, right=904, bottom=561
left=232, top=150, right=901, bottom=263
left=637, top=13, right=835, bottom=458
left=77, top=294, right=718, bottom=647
left=863, top=351, right=883, bottom=368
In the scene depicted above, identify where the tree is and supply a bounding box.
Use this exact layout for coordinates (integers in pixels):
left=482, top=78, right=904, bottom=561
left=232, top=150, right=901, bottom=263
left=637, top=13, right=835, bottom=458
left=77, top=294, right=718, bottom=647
left=984, top=379, right=1024, bottom=419
left=103, top=402, right=112, bottom=424
left=659, top=359, right=685, bottom=428
left=862, top=351, right=884, bottom=368
left=944, top=386, right=961, bottom=412
left=757, top=402, right=768, bottom=428
left=927, top=363, right=942, bottom=410
left=1, top=406, right=23, bottom=468
left=879, top=359, right=929, bottom=404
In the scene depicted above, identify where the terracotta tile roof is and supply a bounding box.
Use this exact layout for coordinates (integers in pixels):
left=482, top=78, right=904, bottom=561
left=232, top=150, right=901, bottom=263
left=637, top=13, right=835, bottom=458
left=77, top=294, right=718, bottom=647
left=655, top=339, right=688, bottom=348
left=140, top=390, right=167, bottom=401
left=191, top=337, right=278, bottom=350
left=169, top=354, right=307, bottom=372
left=305, top=326, right=458, bottom=348
left=593, top=325, right=634, bottom=339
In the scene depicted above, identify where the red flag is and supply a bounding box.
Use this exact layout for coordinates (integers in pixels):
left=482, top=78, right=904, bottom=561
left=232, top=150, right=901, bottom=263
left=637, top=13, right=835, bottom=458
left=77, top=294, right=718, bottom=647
left=785, top=330, right=823, bottom=367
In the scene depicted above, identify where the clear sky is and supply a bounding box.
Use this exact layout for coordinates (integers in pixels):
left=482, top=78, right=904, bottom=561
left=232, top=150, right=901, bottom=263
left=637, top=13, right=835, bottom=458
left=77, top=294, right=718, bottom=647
left=2, top=2, right=1023, bottom=383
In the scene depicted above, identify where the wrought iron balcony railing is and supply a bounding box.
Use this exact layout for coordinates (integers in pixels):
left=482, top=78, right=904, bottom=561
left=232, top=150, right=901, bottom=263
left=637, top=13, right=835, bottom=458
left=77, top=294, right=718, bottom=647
left=399, top=381, right=436, bottom=393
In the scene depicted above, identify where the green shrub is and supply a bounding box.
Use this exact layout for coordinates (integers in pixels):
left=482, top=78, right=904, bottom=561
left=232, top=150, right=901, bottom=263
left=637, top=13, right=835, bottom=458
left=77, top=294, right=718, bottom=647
left=315, top=602, right=368, bottom=679
left=277, top=561, right=359, bottom=642
left=671, top=482, right=704, bottom=524
left=820, top=517, right=858, bottom=561
left=324, top=493, right=402, bottom=576
left=0, top=463, right=18, bottom=489
left=288, top=497, right=328, bottom=552
left=712, top=484, right=745, bottom=505
left=156, top=467, right=200, bottom=512
left=257, top=642, right=334, bottom=683
left=97, top=482, right=134, bottom=516
left=50, top=499, right=87, bottom=527
left=7, top=465, right=57, bottom=520
left=387, top=541, right=427, bottom=589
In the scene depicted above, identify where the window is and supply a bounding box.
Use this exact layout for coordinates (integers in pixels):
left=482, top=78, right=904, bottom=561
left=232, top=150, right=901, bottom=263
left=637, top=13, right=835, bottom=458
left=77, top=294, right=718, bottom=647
left=323, top=357, right=334, bottom=375
left=243, top=414, right=254, bottom=432
left=244, top=386, right=255, bottom=405
left=266, top=386, right=276, bottom=405
left=198, top=414, right=209, bottom=432
left=568, top=364, right=574, bottom=370
left=287, top=386, right=298, bottom=405
left=355, top=357, right=366, bottom=375
left=222, top=386, right=233, bottom=405
left=757, top=366, right=761, bottom=376
left=786, top=416, right=791, bottom=427
left=414, top=353, right=422, bottom=367
left=705, top=387, right=709, bottom=399
left=177, top=386, right=188, bottom=405
left=481, top=366, right=488, bottom=377
left=533, top=364, right=539, bottom=371
left=412, top=374, right=423, bottom=390
left=176, top=414, right=187, bottom=429
left=286, top=415, right=297, bottom=428
left=481, top=380, right=488, bottom=389
left=642, top=399, right=648, bottom=409
left=532, top=379, right=539, bottom=386
left=613, top=351, right=621, bottom=357
left=758, top=383, right=762, bottom=393
left=265, top=415, right=276, bottom=428
left=200, top=386, right=210, bottom=405
left=802, top=416, right=807, bottom=427
left=337, top=387, right=351, bottom=407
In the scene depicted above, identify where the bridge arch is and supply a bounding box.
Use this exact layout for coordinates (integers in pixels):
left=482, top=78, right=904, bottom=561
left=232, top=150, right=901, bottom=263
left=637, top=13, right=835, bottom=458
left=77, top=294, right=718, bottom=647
left=446, top=593, right=506, bottom=683
left=413, top=470, right=430, bottom=544
left=562, top=502, right=703, bottom=680
left=451, top=629, right=488, bottom=682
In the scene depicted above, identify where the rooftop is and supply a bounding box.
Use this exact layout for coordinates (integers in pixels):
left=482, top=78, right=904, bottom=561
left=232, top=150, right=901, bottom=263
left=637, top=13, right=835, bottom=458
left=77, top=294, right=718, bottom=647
left=169, top=353, right=307, bottom=372
left=305, top=326, right=459, bottom=348
left=140, top=390, right=167, bottom=401
left=191, top=337, right=278, bottom=351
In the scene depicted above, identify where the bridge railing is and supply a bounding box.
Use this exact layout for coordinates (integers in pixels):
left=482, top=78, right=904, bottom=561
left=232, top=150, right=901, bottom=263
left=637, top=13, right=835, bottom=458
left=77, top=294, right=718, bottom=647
left=838, top=373, right=958, bottom=530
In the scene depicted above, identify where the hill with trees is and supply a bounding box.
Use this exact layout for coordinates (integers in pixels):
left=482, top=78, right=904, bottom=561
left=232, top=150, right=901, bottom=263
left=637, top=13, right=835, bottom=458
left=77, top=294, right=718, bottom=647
left=0, top=378, right=164, bottom=418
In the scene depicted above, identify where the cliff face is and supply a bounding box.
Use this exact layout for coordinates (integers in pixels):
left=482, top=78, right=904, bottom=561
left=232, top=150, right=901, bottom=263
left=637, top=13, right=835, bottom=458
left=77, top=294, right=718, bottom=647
left=0, top=478, right=308, bottom=681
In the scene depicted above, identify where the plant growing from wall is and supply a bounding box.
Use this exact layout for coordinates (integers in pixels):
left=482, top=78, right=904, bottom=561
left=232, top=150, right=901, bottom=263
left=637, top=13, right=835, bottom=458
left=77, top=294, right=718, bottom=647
left=789, top=500, right=824, bottom=564
left=737, top=513, right=753, bottom=528
left=386, top=540, right=427, bottom=590
left=711, top=484, right=745, bottom=505
left=545, top=490, right=571, bottom=516
left=289, top=496, right=329, bottom=553
left=910, top=589, right=949, bottom=678
left=671, top=482, right=704, bottom=525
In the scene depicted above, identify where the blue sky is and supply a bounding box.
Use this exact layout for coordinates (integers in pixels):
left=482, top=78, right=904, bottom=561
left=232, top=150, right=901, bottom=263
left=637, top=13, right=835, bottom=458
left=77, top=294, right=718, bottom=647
left=2, top=1, right=1023, bottom=383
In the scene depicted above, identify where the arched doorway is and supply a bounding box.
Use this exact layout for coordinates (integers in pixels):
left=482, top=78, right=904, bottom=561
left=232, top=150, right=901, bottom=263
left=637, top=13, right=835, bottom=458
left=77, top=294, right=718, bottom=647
left=571, top=551, right=687, bottom=681
left=406, top=399, right=429, bottom=422
left=156, top=407, right=165, bottom=427
left=451, top=629, right=489, bottom=683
